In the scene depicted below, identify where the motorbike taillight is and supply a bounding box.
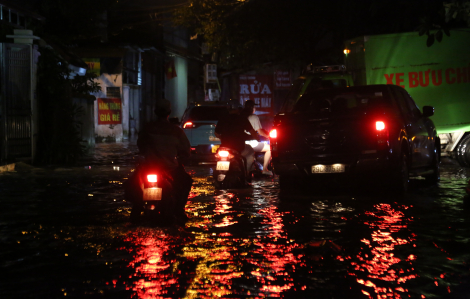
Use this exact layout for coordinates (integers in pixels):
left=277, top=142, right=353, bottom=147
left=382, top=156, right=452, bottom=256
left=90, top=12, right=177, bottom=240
left=216, top=149, right=233, bottom=160
left=218, top=150, right=229, bottom=158
left=147, top=174, right=157, bottom=182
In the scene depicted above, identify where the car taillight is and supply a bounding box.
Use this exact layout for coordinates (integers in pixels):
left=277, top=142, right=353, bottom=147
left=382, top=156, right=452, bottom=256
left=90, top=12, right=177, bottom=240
left=269, top=129, right=278, bottom=157
left=147, top=174, right=157, bottom=183
left=376, top=121, right=385, bottom=131
left=375, top=121, right=389, bottom=149
left=269, top=129, right=277, bottom=139
left=183, top=121, right=193, bottom=128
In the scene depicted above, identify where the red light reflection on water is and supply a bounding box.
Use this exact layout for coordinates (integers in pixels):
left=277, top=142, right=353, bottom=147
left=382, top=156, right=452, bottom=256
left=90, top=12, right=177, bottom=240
left=122, top=178, right=301, bottom=298
left=246, top=205, right=301, bottom=295
left=123, top=229, right=182, bottom=298
left=182, top=189, right=301, bottom=297
left=349, top=203, right=417, bottom=298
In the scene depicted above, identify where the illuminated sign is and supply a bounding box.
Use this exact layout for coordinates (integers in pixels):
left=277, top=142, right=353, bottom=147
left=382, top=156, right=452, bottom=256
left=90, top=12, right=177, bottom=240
left=239, top=75, right=273, bottom=114
left=83, top=58, right=100, bottom=75
left=98, top=98, right=122, bottom=125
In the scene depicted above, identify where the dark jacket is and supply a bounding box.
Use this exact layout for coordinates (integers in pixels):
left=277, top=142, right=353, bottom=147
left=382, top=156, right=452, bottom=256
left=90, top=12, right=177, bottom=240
left=137, top=119, right=191, bottom=170
left=215, top=113, right=255, bottom=152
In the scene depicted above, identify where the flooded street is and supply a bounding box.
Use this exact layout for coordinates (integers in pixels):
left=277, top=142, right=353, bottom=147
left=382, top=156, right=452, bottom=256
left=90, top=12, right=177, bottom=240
left=2, top=141, right=470, bottom=299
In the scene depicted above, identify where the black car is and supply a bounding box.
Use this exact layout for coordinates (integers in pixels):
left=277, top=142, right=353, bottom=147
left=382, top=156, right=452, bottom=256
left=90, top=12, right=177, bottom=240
left=269, top=85, right=440, bottom=194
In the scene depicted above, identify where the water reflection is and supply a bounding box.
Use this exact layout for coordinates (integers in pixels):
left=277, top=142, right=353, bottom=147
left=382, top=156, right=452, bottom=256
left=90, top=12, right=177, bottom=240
left=124, top=228, right=183, bottom=298
left=182, top=190, right=245, bottom=298
left=118, top=164, right=468, bottom=298
left=182, top=178, right=302, bottom=297
left=349, top=203, right=417, bottom=298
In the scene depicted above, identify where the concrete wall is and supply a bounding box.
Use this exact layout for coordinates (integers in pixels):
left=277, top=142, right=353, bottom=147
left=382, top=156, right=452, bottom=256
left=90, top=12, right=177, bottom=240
left=165, top=56, right=188, bottom=120
left=72, top=97, right=95, bottom=151
left=92, top=73, right=125, bottom=142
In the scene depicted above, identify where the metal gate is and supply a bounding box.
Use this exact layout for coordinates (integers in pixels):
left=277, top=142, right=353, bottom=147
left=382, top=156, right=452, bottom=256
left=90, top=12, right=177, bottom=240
left=0, top=43, right=32, bottom=162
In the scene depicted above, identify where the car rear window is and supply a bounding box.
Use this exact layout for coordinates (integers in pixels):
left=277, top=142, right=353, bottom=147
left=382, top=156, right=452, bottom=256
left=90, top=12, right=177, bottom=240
left=293, top=87, right=395, bottom=116
left=188, top=106, right=229, bottom=121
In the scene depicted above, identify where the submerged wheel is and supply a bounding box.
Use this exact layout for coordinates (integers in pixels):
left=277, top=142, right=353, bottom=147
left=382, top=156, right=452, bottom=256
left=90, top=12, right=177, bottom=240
left=424, top=146, right=440, bottom=185
left=456, top=134, right=470, bottom=167
left=279, top=175, right=297, bottom=190
left=213, top=178, right=223, bottom=189
left=391, top=153, right=409, bottom=196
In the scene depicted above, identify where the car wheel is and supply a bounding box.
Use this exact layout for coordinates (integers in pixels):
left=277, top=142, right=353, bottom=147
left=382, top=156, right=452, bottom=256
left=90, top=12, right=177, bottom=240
left=213, top=178, right=222, bottom=189
left=424, top=147, right=440, bottom=185
left=391, top=153, right=409, bottom=196
left=279, top=175, right=297, bottom=189
left=456, top=134, right=470, bottom=167
left=456, top=135, right=470, bottom=167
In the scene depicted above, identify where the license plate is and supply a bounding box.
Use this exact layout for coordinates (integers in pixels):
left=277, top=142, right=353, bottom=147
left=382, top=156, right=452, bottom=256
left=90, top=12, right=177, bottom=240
left=143, top=187, right=162, bottom=201
left=311, top=164, right=345, bottom=173
left=216, top=161, right=230, bottom=171
left=212, top=144, right=220, bottom=153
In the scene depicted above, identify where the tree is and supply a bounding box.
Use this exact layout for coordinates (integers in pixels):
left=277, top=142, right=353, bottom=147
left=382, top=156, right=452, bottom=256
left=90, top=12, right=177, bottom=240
left=175, top=0, right=352, bottom=69
left=174, top=0, right=469, bottom=69
left=35, top=46, right=101, bottom=165
left=445, top=0, right=470, bottom=25
left=366, top=0, right=469, bottom=46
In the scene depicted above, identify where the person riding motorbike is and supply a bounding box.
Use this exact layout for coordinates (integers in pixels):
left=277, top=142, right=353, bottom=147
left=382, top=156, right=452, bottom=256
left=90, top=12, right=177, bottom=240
left=240, top=100, right=273, bottom=176
left=128, top=99, right=193, bottom=223
left=214, top=107, right=259, bottom=180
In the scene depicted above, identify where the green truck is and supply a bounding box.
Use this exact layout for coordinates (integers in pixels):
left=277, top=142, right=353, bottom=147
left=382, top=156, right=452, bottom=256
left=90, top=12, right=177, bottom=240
left=344, top=29, right=470, bottom=166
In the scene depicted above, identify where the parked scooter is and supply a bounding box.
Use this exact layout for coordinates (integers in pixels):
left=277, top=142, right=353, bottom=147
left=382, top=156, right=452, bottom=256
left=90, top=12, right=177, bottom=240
left=125, top=158, right=176, bottom=224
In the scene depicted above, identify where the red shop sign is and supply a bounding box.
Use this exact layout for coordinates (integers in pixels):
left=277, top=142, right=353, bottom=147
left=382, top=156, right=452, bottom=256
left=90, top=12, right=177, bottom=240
left=98, top=98, right=122, bottom=125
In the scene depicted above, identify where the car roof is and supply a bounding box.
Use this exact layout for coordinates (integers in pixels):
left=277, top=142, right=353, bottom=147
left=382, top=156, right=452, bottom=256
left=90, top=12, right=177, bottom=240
left=184, top=105, right=230, bottom=121
left=305, top=84, right=392, bottom=94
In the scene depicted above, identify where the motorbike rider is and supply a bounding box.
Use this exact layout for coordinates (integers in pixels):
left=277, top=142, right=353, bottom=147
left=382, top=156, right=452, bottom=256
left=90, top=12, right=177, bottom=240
left=130, top=99, right=193, bottom=222
left=215, top=106, right=259, bottom=180
left=241, top=100, right=273, bottom=176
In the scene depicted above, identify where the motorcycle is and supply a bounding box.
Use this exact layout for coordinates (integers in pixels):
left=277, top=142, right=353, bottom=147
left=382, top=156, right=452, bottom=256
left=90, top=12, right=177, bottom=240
left=125, top=158, right=176, bottom=224
left=248, top=139, right=271, bottom=178
left=213, top=147, right=249, bottom=189
left=213, top=144, right=270, bottom=189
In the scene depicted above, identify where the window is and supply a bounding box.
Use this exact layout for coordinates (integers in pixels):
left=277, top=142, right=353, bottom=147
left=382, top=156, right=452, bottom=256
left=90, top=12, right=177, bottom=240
left=106, top=87, right=120, bottom=98
left=188, top=106, right=229, bottom=121
left=400, top=89, right=421, bottom=118
left=281, top=78, right=306, bottom=113
left=391, top=86, right=410, bottom=118
left=294, top=88, right=393, bottom=116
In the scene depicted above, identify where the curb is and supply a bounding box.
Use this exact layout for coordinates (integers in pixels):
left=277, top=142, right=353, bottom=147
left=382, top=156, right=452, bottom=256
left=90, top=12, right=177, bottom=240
left=0, top=163, right=15, bottom=173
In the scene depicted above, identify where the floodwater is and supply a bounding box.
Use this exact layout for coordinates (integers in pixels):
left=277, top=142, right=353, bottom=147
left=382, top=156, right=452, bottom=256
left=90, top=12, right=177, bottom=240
left=1, top=142, right=470, bottom=299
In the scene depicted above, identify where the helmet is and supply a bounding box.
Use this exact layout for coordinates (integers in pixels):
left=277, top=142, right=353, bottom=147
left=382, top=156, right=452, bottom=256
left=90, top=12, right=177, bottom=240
left=154, top=99, right=171, bottom=117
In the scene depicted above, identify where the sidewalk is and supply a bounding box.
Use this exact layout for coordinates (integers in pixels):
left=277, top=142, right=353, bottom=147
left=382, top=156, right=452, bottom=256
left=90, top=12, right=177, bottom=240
left=0, top=139, right=139, bottom=174
left=0, top=162, right=15, bottom=173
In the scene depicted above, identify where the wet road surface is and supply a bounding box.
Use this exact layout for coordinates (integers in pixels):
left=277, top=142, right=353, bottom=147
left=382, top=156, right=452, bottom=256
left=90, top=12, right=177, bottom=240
left=1, top=141, right=470, bottom=298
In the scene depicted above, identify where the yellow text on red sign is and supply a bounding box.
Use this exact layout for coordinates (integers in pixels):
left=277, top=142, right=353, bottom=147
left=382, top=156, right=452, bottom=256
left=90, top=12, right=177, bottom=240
left=98, top=98, right=122, bottom=125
